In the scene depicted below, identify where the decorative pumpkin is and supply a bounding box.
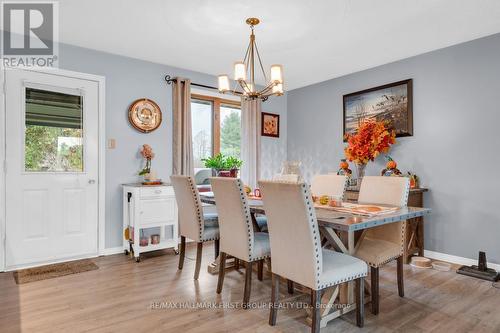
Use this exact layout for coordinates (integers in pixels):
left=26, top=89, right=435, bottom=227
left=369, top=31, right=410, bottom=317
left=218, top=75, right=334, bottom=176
left=386, top=159, right=397, bottom=170
left=381, top=156, right=402, bottom=176
left=337, top=159, right=352, bottom=176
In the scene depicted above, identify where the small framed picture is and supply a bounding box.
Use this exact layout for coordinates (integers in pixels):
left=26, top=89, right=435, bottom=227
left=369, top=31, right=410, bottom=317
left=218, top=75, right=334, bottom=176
left=261, top=112, right=280, bottom=138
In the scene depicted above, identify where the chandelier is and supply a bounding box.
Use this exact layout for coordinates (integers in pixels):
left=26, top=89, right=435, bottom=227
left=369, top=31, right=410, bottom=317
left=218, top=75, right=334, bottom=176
left=217, top=18, right=284, bottom=101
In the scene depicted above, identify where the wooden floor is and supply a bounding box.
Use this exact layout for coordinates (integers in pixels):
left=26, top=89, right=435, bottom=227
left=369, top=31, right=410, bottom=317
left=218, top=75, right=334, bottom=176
left=1, top=243, right=500, bottom=333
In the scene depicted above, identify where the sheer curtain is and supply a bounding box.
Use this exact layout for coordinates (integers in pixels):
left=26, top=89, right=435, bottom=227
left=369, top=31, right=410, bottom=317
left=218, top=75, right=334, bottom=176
left=240, top=98, right=261, bottom=188
left=172, top=77, right=194, bottom=176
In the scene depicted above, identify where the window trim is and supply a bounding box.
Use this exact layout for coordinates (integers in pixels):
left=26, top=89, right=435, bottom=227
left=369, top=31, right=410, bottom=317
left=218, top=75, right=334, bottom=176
left=191, top=94, right=240, bottom=155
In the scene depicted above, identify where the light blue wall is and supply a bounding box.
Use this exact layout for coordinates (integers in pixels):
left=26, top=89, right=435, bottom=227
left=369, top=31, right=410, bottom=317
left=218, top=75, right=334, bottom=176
left=287, top=33, right=500, bottom=264
left=58, top=43, right=287, bottom=249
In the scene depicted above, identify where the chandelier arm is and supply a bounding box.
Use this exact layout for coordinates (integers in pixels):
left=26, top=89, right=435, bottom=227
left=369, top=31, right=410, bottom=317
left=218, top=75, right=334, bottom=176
left=253, top=42, right=268, bottom=82
left=243, top=39, right=251, bottom=65
left=258, top=82, right=277, bottom=95
left=231, top=79, right=243, bottom=96
left=239, top=80, right=251, bottom=92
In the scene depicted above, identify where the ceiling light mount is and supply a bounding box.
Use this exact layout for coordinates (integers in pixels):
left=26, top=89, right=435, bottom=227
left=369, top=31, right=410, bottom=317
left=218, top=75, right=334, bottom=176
left=245, top=17, right=260, bottom=26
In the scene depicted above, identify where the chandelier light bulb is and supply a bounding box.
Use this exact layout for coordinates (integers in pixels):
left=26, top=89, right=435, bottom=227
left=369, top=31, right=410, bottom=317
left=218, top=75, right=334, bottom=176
left=272, top=83, right=284, bottom=95
left=270, top=64, right=284, bottom=84
left=218, top=75, right=230, bottom=92
left=234, top=62, right=246, bottom=81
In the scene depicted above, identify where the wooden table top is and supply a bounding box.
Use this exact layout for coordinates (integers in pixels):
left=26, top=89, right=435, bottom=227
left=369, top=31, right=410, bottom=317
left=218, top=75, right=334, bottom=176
left=199, top=194, right=431, bottom=232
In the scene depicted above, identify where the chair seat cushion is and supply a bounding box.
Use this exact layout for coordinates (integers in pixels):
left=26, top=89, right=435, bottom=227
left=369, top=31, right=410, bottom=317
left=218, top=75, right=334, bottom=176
left=318, top=249, right=368, bottom=289
left=201, top=226, right=219, bottom=241
left=250, top=232, right=271, bottom=260
left=255, top=215, right=268, bottom=232
left=203, top=213, right=219, bottom=228
left=355, top=237, right=401, bottom=268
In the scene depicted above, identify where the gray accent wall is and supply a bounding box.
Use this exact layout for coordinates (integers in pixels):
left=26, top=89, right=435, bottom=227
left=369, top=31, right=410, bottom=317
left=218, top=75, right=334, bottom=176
left=287, top=33, right=500, bottom=264
left=58, top=43, right=287, bottom=249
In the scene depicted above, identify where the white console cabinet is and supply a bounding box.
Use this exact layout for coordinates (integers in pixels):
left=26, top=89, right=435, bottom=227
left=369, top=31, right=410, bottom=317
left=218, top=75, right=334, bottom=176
left=122, top=184, right=178, bottom=262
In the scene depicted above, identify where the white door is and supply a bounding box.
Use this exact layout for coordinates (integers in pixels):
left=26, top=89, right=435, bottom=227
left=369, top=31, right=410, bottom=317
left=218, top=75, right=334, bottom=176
left=5, top=68, right=99, bottom=269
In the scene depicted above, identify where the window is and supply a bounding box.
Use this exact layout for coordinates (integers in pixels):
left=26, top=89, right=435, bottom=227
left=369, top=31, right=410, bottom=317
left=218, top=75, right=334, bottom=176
left=191, top=94, right=241, bottom=182
left=191, top=98, right=213, bottom=168
left=24, top=88, right=83, bottom=172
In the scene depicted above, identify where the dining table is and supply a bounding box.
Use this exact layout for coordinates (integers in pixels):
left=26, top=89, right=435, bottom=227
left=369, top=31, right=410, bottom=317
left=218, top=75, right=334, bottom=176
left=199, top=192, right=431, bottom=328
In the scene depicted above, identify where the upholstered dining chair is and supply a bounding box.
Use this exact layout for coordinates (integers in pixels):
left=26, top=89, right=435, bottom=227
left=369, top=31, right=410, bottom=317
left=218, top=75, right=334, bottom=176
left=170, top=175, right=220, bottom=280
left=273, top=174, right=300, bottom=182
left=210, top=177, right=271, bottom=307
left=355, top=176, right=410, bottom=315
left=259, top=180, right=367, bottom=333
left=311, top=174, right=348, bottom=199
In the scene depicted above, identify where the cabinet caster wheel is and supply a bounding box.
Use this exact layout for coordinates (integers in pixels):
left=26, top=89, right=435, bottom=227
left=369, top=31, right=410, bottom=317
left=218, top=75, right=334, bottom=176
left=124, top=250, right=129, bottom=255
left=174, top=249, right=179, bottom=255
left=135, top=257, right=140, bottom=262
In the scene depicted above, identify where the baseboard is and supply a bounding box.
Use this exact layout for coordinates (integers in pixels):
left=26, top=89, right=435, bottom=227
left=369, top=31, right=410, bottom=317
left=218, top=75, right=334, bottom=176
left=99, top=246, right=124, bottom=256
left=424, top=250, right=500, bottom=271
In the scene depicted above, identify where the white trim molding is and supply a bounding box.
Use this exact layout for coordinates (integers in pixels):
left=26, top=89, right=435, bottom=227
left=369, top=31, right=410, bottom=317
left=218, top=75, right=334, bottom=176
left=99, top=246, right=124, bottom=256
left=424, top=250, right=500, bottom=272
left=0, top=65, right=6, bottom=271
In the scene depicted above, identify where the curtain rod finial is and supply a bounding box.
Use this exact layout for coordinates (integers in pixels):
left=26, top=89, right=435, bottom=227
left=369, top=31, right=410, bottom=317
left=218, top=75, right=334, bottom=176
left=165, top=75, right=174, bottom=84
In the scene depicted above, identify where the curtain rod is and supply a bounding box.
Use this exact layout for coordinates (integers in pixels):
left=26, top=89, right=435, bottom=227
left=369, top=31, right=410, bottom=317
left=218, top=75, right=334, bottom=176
left=164, top=75, right=219, bottom=91
left=164, top=75, right=244, bottom=97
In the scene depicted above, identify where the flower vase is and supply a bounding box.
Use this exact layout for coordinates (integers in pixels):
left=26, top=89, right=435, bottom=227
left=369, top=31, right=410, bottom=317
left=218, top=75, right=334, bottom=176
left=355, top=163, right=366, bottom=190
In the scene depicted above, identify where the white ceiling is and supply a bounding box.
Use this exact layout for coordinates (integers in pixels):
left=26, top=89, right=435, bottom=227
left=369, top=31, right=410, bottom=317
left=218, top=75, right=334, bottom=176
left=59, top=0, right=500, bottom=90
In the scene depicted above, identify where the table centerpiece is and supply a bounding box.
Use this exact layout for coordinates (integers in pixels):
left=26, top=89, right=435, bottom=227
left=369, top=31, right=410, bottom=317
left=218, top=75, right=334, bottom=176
left=344, top=119, right=396, bottom=188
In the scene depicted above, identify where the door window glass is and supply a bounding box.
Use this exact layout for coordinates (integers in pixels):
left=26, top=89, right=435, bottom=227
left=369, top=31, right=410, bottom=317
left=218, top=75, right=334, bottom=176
left=24, top=88, right=83, bottom=172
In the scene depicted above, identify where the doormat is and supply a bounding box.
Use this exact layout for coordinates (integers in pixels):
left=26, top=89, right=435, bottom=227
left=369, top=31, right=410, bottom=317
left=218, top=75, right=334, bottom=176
left=13, top=259, right=99, bottom=284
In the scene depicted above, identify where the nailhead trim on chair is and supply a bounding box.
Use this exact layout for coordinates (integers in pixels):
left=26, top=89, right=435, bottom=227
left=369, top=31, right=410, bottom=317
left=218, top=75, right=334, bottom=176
left=341, top=176, right=348, bottom=201
left=300, top=182, right=367, bottom=288
left=318, top=271, right=368, bottom=289
left=186, top=176, right=220, bottom=242
left=399, top=180, right=410, bottom=256
left=235, top=179, right=270, bottom=262
left=366, top=254, right=403, bottom=268
left=365, top=179, right=410, bottom=268
left=300, top=183, right=323, bottom=288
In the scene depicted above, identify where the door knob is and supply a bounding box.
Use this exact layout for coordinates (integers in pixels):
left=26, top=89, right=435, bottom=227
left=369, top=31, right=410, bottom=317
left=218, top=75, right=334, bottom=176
left=88, top=179, right=96, bottom=184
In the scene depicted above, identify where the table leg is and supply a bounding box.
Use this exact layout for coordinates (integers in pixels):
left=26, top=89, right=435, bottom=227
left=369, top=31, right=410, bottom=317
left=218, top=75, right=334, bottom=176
left=207, top=254, right=238, bottom=274
left=417, top=217, right=424, bottom=256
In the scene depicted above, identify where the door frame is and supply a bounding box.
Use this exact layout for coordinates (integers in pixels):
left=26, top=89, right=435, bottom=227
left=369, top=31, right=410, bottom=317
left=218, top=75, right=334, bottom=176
left=0, top=65, right=106, bottom=271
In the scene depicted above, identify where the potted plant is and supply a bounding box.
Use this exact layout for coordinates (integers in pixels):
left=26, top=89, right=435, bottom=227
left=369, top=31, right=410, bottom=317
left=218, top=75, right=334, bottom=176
left=139, top=144, right=156, bottom=181
left=202, top=153, right=243, bottom=178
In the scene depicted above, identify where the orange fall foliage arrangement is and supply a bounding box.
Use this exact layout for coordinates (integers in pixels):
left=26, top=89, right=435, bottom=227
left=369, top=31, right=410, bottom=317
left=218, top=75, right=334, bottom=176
left=344, top=120, right=396, bottom=165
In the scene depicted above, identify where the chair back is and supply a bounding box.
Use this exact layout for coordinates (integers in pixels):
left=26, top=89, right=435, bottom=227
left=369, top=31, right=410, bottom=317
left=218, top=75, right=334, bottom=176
left=170, top=175, right=204, bottom=242
left=273, top=174, right=300, bottom=183
left=311, top=174, right=348, bottom=199
left=358, top=176, right=410, bottom=247
left=210, top=177, right=254, bottom=261
left=358, top=176, right=410, bottom=207
left=259, top=180, right=322, bottom=290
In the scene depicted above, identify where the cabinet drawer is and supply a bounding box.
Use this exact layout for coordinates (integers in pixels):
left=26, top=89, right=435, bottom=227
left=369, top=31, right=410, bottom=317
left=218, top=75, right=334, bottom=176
left=140, top=186, right=174, bottom=198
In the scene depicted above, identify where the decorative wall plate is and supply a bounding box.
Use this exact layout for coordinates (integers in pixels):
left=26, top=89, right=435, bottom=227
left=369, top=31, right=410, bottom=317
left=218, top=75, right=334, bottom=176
left=128, top=98, right=162, bottom=133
